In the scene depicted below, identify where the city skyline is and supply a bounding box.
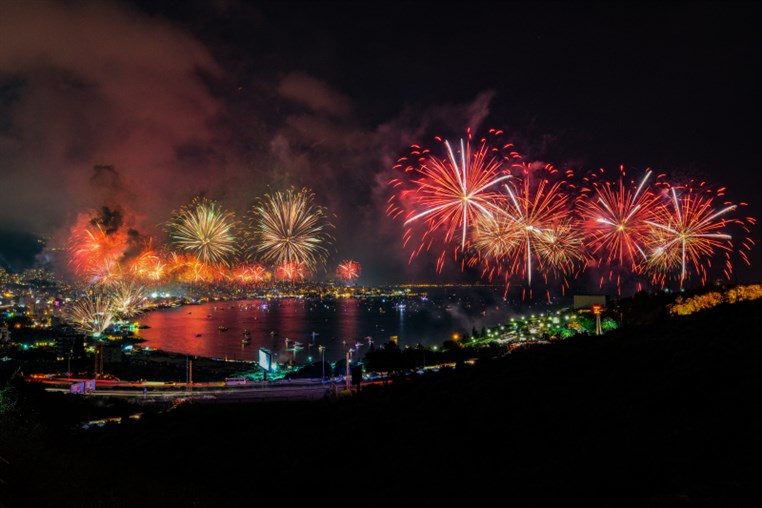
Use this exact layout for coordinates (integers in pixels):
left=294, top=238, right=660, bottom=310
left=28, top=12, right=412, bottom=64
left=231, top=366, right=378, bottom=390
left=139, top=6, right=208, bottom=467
left=1, top=1, right=759, bottom=295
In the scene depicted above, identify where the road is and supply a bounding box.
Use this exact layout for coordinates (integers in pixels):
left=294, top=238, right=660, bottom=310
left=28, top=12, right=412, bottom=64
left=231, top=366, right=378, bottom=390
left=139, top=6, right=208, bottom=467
left=39, top=377, right=352, bottom=403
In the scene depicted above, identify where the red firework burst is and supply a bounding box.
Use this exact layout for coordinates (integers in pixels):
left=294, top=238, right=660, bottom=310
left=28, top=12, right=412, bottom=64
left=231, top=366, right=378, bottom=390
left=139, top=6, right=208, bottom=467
left=276, top=261, right=307, bottom=282
left=471, top=162, right=580, bottom=299
left=643, top=181, right=755, bottom=288
left=68, top=217, right=129, bottom=286
left=578, top=166, right=666, bottom=294
left=387, top=128, right=522, bottom=273
left=231, top=263, right=271, bottom=284
left=336, top=259, right=361, bottom=284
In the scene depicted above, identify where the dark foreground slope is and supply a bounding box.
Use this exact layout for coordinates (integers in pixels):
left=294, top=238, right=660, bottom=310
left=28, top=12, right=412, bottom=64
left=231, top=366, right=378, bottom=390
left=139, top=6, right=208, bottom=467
left=1, top=299, right=760, bottom=508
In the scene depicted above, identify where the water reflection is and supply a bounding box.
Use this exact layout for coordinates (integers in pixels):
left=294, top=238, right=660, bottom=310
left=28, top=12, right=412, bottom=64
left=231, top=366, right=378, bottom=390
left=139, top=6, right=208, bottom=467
left=140, top=298, right=377, bottom=363
left=138, top=290, right=557, bottom=364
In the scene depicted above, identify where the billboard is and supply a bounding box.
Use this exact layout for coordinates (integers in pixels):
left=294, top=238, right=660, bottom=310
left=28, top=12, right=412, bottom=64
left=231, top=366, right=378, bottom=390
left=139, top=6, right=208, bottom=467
left=70, top=379, right=96, bottom=394
left=573, top=294, right=607, bottom=310
left=258, top=348, right=275, bottom=372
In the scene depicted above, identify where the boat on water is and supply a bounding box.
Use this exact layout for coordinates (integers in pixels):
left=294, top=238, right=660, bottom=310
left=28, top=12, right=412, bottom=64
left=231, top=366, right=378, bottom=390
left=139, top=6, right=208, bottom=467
left=218, top=325, right=229, bottom=331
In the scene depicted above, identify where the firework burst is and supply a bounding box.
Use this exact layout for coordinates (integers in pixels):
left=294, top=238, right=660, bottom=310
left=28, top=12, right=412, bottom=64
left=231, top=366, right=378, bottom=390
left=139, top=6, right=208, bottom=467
left=108, top=281, right=148, bottom=319
left=644, top=183, right=753, bottom=288
left=336, top=259, right=361, bottom=285
left=533, top=219, right=588, bottom=280
left=578, top=167, right=666, bottom=293
left=65, top=293, right=115, bottom=338
left=580, top=167, right=661, bottom=268
left=68, top=219, right=128, bottom=287
left=167, top=252, right=219, bottom=284
left=166, top=196, right=239, bottom=266
left=483, top=162, right=578, bottom=294
left=247, top=187, right=333, bottom=274
left=275, top=260, right=307, bottom=282
left=127, top=241, right=169, bottom=284
left=387, top=129, right=522, bottom=272
left=230, top=263, right=271, bottom=285
left=129, top=251, right=168, bottom=284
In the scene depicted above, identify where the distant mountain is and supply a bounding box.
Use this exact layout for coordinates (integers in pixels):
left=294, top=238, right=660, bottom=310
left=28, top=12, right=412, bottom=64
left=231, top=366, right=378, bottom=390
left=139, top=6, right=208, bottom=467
left=0, top=229, right=43, bottom=273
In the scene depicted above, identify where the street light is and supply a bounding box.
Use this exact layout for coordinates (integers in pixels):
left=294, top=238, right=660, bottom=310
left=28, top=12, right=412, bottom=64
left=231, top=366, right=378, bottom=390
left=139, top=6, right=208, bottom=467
left=345, top=349, right=352, bottom=391
left=318, top=345, right=325, bottom=381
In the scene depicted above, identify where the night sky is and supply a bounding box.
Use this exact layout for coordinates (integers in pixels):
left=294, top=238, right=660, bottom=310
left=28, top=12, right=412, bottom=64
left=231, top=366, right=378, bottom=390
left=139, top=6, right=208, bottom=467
left=1, top=0, right=759, bottom=290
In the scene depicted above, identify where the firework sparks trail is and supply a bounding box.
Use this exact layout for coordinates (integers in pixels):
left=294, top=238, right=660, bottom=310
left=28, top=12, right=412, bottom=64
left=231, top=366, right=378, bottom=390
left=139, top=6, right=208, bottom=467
left=388, top=129, right=522, bottom=271
left=247, top=187, right=333, bottom=274
left=166, top=196, right=238, bottom=266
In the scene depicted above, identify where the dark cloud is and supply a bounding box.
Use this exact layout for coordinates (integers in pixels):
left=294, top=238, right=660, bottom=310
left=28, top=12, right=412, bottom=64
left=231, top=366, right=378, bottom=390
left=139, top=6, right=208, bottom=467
left=90, top=205, right=123, bottom=235
left=0, top=0, right=223, bottom=240
left=277, top=72, right=352, bottom=117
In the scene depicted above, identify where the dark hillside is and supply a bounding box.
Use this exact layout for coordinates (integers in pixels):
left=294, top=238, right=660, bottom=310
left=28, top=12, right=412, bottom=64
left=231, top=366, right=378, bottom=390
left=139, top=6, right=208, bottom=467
left=1, top=299, right=759, bottom=507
